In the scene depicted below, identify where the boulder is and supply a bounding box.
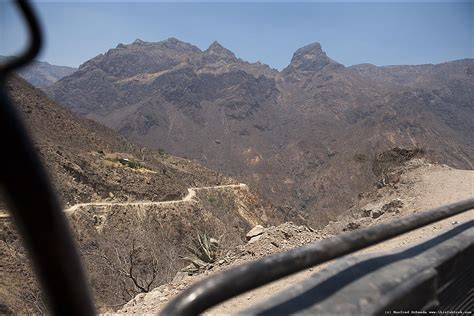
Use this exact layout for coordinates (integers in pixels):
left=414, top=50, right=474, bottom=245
left=248, top=235, right=262, bottom=244
left=381, top=199, right=404, bottom=213
left=172, top=271, right=187, bottom=283
left=344, top=222, right=361, bottom=231
left=371, top=209, right=385, bottom=219
left=246, top=225, right=264, bottom=240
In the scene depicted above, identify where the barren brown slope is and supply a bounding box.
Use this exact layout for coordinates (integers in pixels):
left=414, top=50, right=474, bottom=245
left=0, top=76, right=284, bottom=314
left=47, top=39, right=474, bottom=226
left=1, top=75, right=235, bottom=210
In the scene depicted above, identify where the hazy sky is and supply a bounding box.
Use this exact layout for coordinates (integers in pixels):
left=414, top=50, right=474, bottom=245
left=1, top=1, right=472, bottom=69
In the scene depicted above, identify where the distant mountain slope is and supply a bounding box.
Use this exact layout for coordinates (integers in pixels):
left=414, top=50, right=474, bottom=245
left=17, top=60, right=77, bottom=87
left=47, top=38, right=474, bottom=226
left=0, top=56, right=76, bottom=87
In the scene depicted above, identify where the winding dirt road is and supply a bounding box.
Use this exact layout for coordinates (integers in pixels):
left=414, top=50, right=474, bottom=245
left=0, top=183, right=248, bottom=218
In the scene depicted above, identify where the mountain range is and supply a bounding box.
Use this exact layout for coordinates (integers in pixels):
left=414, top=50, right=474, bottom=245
left=0, top=56, right=77, bottom=87
left=46, top=38, right=474, bottom=226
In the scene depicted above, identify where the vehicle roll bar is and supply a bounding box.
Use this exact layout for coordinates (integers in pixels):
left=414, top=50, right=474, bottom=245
left=162, top=198, right=474, bottom=315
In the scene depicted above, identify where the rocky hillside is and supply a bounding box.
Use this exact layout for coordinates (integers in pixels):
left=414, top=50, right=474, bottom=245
left=1, top=75, right=231, bottom=210
left=1, top=183, right=281, bottom=314
left=0, top=56, right=77, bottom=87
left=119, top=157, right=474, bottom=315
left=47, top=38, right=474, bottom=226
left=0, top=75, right=283, bottom=314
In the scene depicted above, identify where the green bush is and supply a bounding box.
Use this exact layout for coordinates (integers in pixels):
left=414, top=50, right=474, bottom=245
left=208, top=196, right=216, bottom=204
left=106, top=157, right=147, bottom=170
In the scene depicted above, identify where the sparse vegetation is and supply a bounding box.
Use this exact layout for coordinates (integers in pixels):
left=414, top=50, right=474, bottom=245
left=91, top=239, right=159, bottom=296
left=208, top=196, right=217, bottom=203
left=81, top=218, right=181, bottom=306
left=182, top=232, right=219, bottom=265
left=106, top=156, right=148, bottom=170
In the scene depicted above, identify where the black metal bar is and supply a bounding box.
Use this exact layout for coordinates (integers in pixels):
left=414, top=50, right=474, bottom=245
left=0, top=0, right=41, bottom=75
left=0, top=1, right=95, bottom=315
left=161, top=198, right=474, bottom=315
left=241, top=221, right=474, bottom=315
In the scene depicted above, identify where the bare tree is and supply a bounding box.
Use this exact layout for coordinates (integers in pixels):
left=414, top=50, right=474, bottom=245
left=88, top=238, right=159, bottom=302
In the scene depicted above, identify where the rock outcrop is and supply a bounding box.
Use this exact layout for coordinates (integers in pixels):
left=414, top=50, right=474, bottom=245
left=282, top=42, right=342, bottom=74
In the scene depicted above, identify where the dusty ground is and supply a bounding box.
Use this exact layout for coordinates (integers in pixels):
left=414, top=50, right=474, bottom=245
left=119, top=160, right=473, bottom=315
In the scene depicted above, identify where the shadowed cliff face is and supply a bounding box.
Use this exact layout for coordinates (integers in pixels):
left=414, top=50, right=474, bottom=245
left=47, top=38, right=474, bottom=226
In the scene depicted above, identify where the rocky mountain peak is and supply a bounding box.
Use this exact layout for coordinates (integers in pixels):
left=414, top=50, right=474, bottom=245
left=207, top=40, right=225, bottom=50
left=126, top=38, right=201, bottom=54
left=299, top=42, right=324, bottom=54
left=205, top=40, right=237, bottom=61
left=162, top=37, right=182, bottom=45
left=284, top=42, right=342, bottom=74
left=133, top=38, right=146, bottom=45
left=158, top=37, right=202, bottom=53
